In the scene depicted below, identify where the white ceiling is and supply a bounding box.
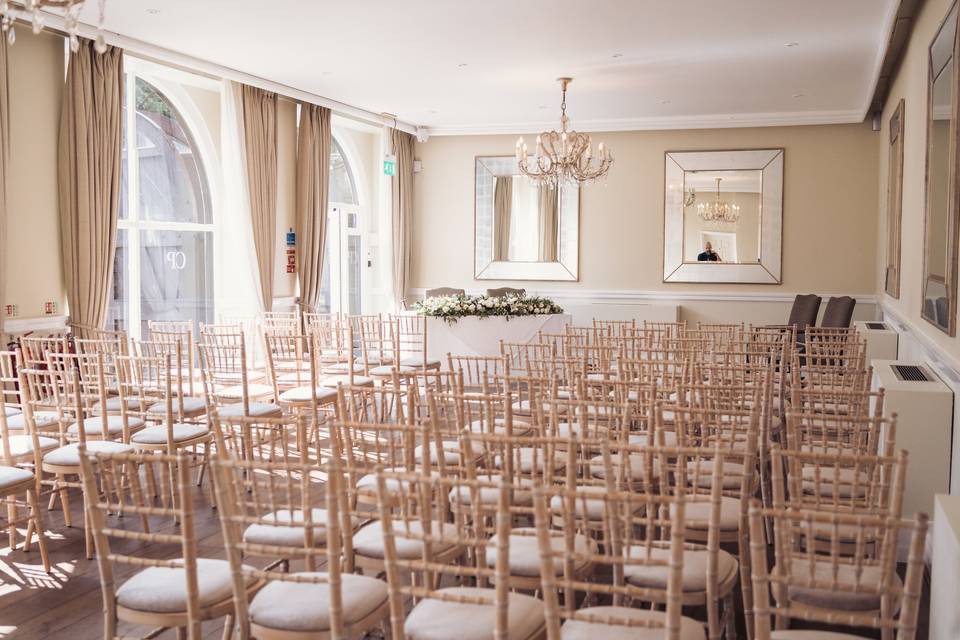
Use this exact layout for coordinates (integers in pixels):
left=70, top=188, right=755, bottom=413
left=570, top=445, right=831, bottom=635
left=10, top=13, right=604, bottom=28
left=76, top=0, right=898, bottom=135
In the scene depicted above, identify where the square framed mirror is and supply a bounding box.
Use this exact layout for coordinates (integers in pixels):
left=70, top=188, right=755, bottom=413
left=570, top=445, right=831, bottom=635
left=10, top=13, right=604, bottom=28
left=885, top=99, right=905, bottom=298
left=474, top=156, right=579, bottom=281
left=663, top=149, right=784, bottom=283
left=922, top=1, right=960, bottom=335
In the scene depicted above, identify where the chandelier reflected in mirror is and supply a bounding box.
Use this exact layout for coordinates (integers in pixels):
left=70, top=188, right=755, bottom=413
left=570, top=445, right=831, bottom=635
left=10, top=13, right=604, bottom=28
left=515, top=77, right=613, bottom=187
left=697, top=177, right=740, bottom=223
left=0, top=0, right=109, bottom=52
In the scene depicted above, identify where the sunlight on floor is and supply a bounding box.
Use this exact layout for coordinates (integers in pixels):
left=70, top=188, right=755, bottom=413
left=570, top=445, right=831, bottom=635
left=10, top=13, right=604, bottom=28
left=0, top=625, right=17, bottom=638
left=0, top=558, right=74, bottom=591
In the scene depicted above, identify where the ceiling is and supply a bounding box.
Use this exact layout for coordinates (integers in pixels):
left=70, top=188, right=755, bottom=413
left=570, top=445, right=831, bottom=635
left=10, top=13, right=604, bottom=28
left=77, top=0, right=898, bottom=135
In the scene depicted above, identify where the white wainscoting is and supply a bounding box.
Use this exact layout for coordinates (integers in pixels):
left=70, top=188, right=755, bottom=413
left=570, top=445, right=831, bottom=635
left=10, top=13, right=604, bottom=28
left=2, top=314, right=70, bottom=338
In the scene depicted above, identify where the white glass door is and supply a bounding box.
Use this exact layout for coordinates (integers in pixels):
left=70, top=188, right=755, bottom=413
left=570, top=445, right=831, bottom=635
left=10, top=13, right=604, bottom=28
left=317, top=206, right=363, bottom=314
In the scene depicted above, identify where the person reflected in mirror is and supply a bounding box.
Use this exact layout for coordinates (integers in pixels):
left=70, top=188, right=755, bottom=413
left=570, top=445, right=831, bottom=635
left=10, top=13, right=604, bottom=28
left=697, top=241, right=721, bottom=262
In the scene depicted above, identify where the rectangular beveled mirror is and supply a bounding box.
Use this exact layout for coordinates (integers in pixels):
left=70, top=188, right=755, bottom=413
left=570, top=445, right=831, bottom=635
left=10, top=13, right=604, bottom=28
left=885, top=99, right=905, bottom=298
left=922, top=1, right=959, bottom=335
left=664, top=149, right=783, bottom=283
left=474, top=156, right=579, bottom=281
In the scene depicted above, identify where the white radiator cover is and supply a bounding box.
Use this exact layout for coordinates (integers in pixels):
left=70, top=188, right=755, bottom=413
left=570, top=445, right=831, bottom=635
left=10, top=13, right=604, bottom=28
left=872, top=361, right=954, bottom=519
left=853, top=320, right=899, bottom=362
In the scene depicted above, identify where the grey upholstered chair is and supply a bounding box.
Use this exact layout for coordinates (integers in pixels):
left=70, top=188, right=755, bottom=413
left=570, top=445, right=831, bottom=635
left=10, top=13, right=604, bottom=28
left=820, top=296, right=856, bottom=328
left=425, top=287, right=465, bottom=298
left=486, top=287, right=526, bottom=298
left=786, top=294, right=822, bottom=330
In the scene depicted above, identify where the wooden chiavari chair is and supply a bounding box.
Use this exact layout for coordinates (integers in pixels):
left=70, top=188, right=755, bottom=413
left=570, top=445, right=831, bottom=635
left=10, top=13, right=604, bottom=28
left=375, top=470, right=546, bottom=640
left=81, top=449, right=248, bottom=639
left=304, top=311, right=345, bottom=366
left=533, top=459, right=705, bottom=640
left=447, top=353, right=505, bottom=394
left=260, top=310, right=301, bottom=337
left=213, top=454, right=391, bottom=639
left=784, top=410, right=894, bottom=457
left=319, top=322, right=374, bottom=387
left=198, top=337, right=280, bottom=421
left=593, top=317, right=637, bottom=338
left=748, top=502, right=927, bottom=640
left=135, top=339, right=208, bottom=422
left=262, top=332, right=312, bottom=392
left=0, top=350, right=58, bottom=466
left=18, top=332, right=69, bottom=369
left=500, top=340, right=555, bottom=376
left=391, top=314, right=442, bottom=372
left=0, top=353, right=51, bottom=566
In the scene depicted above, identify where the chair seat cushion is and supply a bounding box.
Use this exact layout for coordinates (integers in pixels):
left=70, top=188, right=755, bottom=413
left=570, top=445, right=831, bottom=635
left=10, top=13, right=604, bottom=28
left=116, top=558, right=251, bottom=614
left=690, top=460, right=747, bottom=490
left=559, top=606, right=706, bottom=640
left=67, top=415, right=145, bottom=437
left=468, top=418, right=532, bottom=436
left=249, top=572, right=388, bottom=633
left=244, top=508, right=331, bottom=547
left=589, top=453, right=658, bottom=483
left=624, top=544, right=738, bottom=592
left=511, top=400, right=567, bottom=416
left=676, top=497, right=741, bottom=531
left=6, top=435, right=58, bottom=458
left=218, top=383, right=273, bottom=400
left=323, top=362, right=367, bottom=374
left=403, top=586, right=544, bottom=640
left=549, top=485, right=612, bottom=521
left=0, top=466, right=34, bottom=489
left=353, top=519, right=460, bottom=560
left=414, top=440, right=463, bottom=466
left=628, top=431, right=678, bottom=447
left=320, top=375, right=374, bottom=388
left=6, top=411, right=60, bottom=431
left=43, top=440, right=134, bottom=467
left=487, top=527, right=593, bottom=577
left=398, top=356, right=442, bottom=368
left=93, top=396, right=147, bottom=412
left=369, top=364, right=416, bottom=376
left=506, top=447, right=566, bottom=474
left=147, top=397, right=207, bottom=416
left=449, top=479, right=534, bottom=507
left=131, top=423, right=210, bottom=445
left=217, top=402, right=283, bottom=418
left=776, top=560, right=899, bottom=612
left=279, top=386, right=339, bottom=403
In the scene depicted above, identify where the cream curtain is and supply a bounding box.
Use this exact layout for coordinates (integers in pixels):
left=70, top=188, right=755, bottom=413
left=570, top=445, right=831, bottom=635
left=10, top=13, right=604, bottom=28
left=58, top=40, right=124, bottom=336
left=538, top=186, right=559, bottom=262
left=493, top=176, right=512, bottom=262
left=240, top=85, right=278, bottom=312
left=0, top=37, right=8, bottom=336
left=391, top=129, right=415, bottom=309
left=295, top=103, right=332, bottom=311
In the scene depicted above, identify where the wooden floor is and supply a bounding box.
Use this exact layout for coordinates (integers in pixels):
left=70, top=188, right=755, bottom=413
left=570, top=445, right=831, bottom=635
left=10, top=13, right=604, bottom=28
left=0, top=481, right=934, bottom=640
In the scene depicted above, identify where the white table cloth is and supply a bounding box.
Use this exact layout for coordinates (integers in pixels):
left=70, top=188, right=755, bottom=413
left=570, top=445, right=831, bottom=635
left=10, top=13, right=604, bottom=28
left=425, top=314, right=570, bottom=367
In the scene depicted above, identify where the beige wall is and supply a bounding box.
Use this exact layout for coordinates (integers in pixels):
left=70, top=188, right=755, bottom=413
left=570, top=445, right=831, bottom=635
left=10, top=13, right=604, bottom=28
left=877, top=0, right=960, bottom=358
left=412, top=124, right=879, bottom=321
left=274, top=98, right=298, bottom=300
left=6, top=32, right=65, bottom=320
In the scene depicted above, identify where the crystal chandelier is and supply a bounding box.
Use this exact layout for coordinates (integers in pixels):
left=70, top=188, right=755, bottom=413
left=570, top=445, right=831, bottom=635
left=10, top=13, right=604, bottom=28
left=1, top=0, right=109, bottom=53
left=697, top=177, right=740, bottom=223
left=515, top=77, right=613, bottom=187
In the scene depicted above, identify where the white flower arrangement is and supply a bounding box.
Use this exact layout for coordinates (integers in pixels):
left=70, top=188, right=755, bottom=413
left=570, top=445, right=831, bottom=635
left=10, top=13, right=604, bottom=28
left=412, top=293, right=564, bottom=323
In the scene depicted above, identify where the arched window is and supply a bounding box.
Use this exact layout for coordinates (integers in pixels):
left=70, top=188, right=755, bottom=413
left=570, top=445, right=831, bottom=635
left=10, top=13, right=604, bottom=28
left=108, top=74, right=216, bottom=337
left=318, top=136, right=364, bottom=314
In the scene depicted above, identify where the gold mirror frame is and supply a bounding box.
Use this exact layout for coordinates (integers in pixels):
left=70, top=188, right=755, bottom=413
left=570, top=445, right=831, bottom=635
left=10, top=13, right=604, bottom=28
left=921, top=2, right=960, bottom=335
left=885, top=99, right=905, bottom=298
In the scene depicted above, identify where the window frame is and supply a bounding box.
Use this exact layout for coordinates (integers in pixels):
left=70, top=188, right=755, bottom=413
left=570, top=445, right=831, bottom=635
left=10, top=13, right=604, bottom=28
left=113, top=56, right=221, bottom=339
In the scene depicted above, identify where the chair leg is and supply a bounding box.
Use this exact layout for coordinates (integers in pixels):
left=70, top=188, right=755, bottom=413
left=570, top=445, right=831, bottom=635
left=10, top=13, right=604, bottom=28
left=6, top=497, right=17, bottom=550
left=26, top=487, right=51, bottom=573
left=723, top=592, right=737, bottom=639
left=83, top=484, right=94, bottom=560
left=220, top=614, right=234, bottom=640
left=57, top=475, right=72, bottom=527
left=126, top=461, right=150, bottom=534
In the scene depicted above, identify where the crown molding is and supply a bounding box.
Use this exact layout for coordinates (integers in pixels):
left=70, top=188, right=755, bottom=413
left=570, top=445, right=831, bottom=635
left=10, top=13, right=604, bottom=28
left=424, top=109, right=866, bottom=137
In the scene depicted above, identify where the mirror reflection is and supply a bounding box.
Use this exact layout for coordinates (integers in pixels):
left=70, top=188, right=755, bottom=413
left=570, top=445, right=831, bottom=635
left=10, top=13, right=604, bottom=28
left=923, top=2, right=958, bottom=334
left=475, top=156, right=579, bottom=281
left=491, top=176, right=560, bottom=263
left=682, top=169, right=762, bottom=264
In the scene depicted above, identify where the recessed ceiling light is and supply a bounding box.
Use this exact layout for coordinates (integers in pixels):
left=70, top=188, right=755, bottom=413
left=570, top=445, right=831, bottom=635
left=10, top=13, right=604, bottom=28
left=321, top=71, right=333, bottom=76
left=538, top=105, right=548, bottom=110
left=792, top=92, right=804, bottom=98
left=146, top=8, right=160, bottom=15
left=457, top=63, right=468, bottom=68
left=612, top=53, right=623, bottom=58
left=785, top=41, right=799, bottom=48
left=660, top=99, right=671, bottom=105
left=428, top=109, right=439, bottom=114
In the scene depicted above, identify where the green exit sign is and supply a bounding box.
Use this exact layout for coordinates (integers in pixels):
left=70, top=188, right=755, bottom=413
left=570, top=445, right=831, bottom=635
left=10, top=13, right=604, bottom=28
left=383, top=160, right=396, bottom=176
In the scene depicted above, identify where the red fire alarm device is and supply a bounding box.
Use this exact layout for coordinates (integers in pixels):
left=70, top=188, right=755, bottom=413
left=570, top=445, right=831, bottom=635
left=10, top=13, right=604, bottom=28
left=44, top=301, right=56, bottom=315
